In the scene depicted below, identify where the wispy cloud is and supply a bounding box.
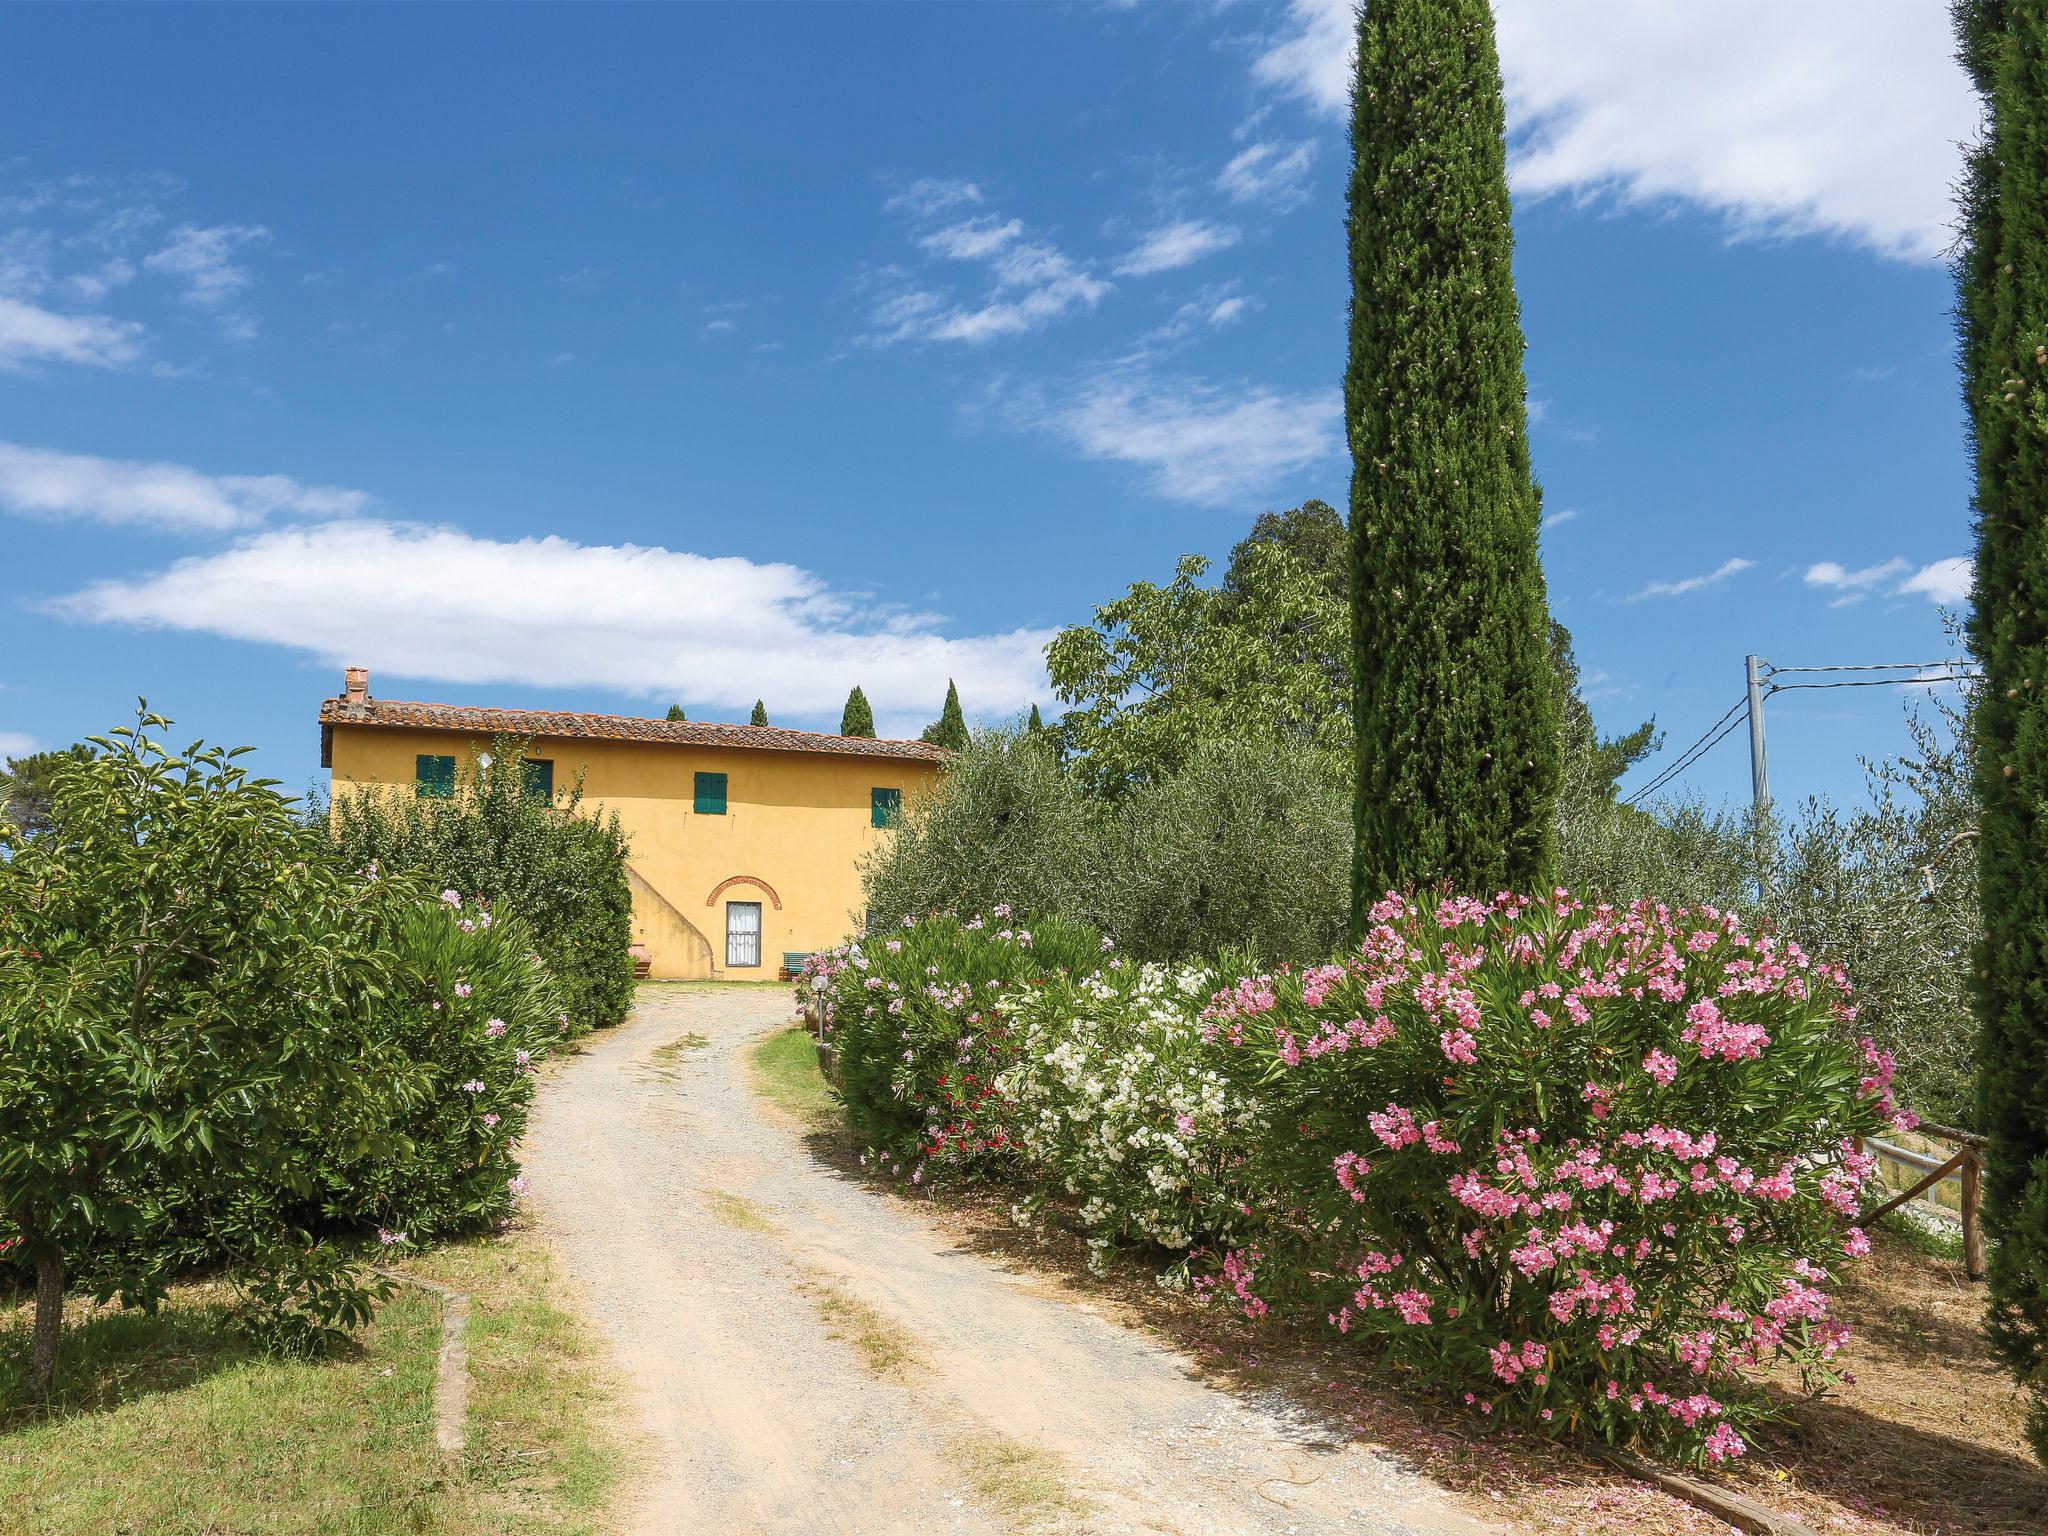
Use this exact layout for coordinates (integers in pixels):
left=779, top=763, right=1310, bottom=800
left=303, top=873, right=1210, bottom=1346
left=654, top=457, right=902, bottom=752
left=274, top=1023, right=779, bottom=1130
left=1113, top=219, right=1241, bottom=277
left=49, top=518, right=1053, bottom=722
left=1004, top=364, right=1340, bottom=507
left=0, top=730, right=38, bottom=760
left=144, top=223, right=269, bottom=339
left=919, top=216, right=1022, bottom=261
left=1804, top=554, right=1973, bottom=607
left=865, top=188, right=1110, bottom=346
left=0, top=441, right=369, bottom=532
left=883, top=177, right=983, bottom=218
left=1628, top=556, right=1754, bottom=600
left=1803, top=556, right=1909, bottom=606
left=1542, top=507, right=1581, bottom=531
left=1248, top=0, right=1975, bottom=263
left=0, top=295, right=142, bottom=370
left=1217, top=140, right=1316, bottom=209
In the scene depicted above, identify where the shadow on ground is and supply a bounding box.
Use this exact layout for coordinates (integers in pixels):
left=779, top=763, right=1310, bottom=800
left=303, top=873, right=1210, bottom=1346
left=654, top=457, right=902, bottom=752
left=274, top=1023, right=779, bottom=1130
left=772, top=1032, right=2048, bottom=1536
left=0, top=1292, right=255, bottom=1428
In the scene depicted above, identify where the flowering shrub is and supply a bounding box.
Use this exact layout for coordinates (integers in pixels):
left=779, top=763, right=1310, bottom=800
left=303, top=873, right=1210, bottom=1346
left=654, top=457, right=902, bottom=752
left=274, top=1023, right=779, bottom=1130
left=802, top=908, right=1102, bottom=1165
left=838, top=890, right=1903, bottom=1465
left=1233, top=892, right=1901, bottom=1461
left=316, top=891, right=569, bottom=1242
left=995, top=960, right=1264, bottom=1269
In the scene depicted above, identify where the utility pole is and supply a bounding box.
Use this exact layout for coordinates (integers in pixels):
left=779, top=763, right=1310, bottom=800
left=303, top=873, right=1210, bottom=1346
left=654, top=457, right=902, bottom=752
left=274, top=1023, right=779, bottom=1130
left=1744, top=654, right=1773, bottom=903
left=1743, top=654, right=1771, bottom=818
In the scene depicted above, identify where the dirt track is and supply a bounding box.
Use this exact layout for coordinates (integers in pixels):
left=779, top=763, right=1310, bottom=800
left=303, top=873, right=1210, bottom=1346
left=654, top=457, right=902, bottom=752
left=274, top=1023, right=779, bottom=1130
left=522, top=984, right=1490, bottom=1536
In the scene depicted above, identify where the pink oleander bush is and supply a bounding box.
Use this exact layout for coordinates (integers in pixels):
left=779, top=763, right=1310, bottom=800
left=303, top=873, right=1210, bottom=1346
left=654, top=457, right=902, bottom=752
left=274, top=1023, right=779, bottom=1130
left=815, top=890, right=1908, bottom=1465
left=1224, top=890, right=1906, bottom=1463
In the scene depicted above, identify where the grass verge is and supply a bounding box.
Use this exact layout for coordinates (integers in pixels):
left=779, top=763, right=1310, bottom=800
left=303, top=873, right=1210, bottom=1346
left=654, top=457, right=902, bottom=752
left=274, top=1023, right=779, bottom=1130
left=0, top=1225, right=619, bottom=1536
left=746, top=1024, right=839, bottom=1130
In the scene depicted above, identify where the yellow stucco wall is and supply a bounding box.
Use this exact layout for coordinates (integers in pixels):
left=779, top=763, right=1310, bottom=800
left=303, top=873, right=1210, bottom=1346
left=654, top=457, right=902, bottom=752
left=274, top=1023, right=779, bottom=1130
left=326, top=725, right=938, bottom=980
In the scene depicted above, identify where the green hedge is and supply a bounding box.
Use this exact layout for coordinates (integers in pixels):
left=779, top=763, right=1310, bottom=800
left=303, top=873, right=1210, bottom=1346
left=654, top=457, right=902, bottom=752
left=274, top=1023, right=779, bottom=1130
left=320, top=735, right=635, bottom=1030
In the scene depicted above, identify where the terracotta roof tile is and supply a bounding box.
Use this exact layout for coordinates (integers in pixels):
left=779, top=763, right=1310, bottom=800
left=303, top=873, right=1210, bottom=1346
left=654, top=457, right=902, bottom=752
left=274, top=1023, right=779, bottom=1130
left=319, top=696, right=950, bottom=766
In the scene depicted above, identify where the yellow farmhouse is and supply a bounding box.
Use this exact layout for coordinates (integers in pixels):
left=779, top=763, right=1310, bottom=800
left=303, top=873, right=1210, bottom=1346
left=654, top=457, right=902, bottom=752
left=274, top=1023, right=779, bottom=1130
left=320, top=667, right=945, bottom=980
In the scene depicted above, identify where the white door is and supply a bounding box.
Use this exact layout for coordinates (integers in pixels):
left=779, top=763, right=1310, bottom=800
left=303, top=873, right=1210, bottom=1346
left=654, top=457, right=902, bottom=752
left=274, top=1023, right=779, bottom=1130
left=726, top=901, right=762, bottom=968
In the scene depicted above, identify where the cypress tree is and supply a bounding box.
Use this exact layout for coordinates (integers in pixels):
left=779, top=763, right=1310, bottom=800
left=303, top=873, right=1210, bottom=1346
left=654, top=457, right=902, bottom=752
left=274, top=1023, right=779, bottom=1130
left=665, top=704, right=686, bottom=722
left=1346, top=0, right=1558, bottom=925
left=920, top=679, right=969, bottom=752
left=751, top=700, right=769, bottom=727
left=1027, top=703, right=1046, bottom=736
left=1956, top=0, right=2048, bottom=1460
left=840, top=686, right=875, bottom=738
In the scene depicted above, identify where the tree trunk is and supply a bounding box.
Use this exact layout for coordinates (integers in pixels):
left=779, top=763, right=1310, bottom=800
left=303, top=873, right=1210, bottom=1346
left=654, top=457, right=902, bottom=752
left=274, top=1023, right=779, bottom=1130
left=29, top=1248, right=63, bottom=1398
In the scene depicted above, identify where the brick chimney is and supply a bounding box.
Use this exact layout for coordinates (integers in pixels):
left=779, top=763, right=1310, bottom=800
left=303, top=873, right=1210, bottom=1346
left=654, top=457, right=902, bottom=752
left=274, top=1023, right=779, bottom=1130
left=343, top=666, right=369, bottom=704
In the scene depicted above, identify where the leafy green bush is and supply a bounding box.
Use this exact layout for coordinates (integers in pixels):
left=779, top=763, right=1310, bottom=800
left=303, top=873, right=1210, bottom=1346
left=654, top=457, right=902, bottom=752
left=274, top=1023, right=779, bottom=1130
left=0, top=711, right=575, bottom=1390
left=860, top=729, right=1098, bottom=933
left=862, top=728, right=1350, bottom=967
left=321, top=736, right=635, bottom=1030
left=0, top=711, right=404, bottom=1387
left=1097, top=735, right=1351, bottom=963
left=307, top=893, right=566, bottom=1242
left=803, top=910, right=1104, bottom=1162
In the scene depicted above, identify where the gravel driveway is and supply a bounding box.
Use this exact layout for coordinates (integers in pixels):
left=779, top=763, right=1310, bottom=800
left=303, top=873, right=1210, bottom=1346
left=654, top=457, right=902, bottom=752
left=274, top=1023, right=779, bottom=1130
left=522, top=984, right=1491, bottom=1536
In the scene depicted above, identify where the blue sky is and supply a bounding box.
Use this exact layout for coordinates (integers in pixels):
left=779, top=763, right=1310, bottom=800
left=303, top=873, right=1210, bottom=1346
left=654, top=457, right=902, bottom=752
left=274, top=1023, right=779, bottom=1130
left=3, top=1, right=1979, bottom=811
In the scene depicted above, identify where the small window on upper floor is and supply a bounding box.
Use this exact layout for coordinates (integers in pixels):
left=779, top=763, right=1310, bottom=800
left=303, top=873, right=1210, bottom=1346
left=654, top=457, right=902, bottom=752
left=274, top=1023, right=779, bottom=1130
left=694, top=771, right=728, bottom=815
left=522, top=758, right=554, bottom=803
left=871, top=787, right=902, bottom=828
left=416, top=754, right=456, bottom=799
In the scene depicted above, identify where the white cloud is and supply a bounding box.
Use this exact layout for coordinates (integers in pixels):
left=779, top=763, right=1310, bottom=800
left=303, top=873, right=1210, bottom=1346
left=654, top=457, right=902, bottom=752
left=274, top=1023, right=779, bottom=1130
left=1250, top=0, right=1976, bottom=262
left=883, top=178, right=983, bottom=217
left=1804, top=556, right=1909, bottom=592
left=0, top=730, right=38, bottom=760
left=1217, top=140, right=1317, bottom=208
left=1542, top=507, right=1581, bottom=531
left=1804, top=554, right=1973, bottom=607
left=144, top=224, right=267, bottom=305
left=920, top=216, right=1023, bottom=261
left=1898, top=556, right=1973, bottom=606
left=1206, top=295, right=1250, bottom=327
left=1009, top=366, right=1340, bottom=507
left=144, top=223, right=268, bottom=339
left=48, top=519, right=1053, bottom=722
left=1113, top=219, right=1242, bottom=277
left=1629, top=557, right=1754, bottom=600
left=0, top=442, right=369, bottom=532
left=0, top=295, right=142, bottom=369
left=867, top=193, right=1110, bottom=346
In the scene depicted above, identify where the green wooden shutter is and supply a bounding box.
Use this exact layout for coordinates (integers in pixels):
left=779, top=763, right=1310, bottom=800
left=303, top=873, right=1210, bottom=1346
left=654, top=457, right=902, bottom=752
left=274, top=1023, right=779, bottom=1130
left=871, top=787, right=902, bottom=828
left=694, top=771, right=728, bottom=815
left=415, top=754, right=456, bottom=799
left=522, top=758, right=554, bottom=802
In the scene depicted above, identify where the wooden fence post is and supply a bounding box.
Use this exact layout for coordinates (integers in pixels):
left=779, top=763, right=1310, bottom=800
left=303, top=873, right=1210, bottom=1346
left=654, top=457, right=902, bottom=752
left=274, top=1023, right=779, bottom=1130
left=1961, top=1147, right=1986, bottom=1282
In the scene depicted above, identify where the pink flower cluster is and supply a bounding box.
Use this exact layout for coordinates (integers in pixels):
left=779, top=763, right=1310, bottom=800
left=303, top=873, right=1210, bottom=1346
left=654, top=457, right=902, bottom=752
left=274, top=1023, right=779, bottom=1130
left=1230, top=889, right=1894, bottom=1461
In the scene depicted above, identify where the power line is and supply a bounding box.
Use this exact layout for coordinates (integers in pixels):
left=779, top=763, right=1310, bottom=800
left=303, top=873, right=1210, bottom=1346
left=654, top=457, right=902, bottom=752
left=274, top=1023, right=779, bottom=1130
left=1622, top=696, right=1748, bottom=807
left=1765, top=660, right=1979, bottom=676
left=1767, top=674, right=1978, bottom=693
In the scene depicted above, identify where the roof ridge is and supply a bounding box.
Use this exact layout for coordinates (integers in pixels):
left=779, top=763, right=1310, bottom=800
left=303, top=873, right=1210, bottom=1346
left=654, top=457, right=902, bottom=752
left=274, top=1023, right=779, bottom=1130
left=317, top=695, right=950, bottom=765
left=332, top=695, right=933, bottom=748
